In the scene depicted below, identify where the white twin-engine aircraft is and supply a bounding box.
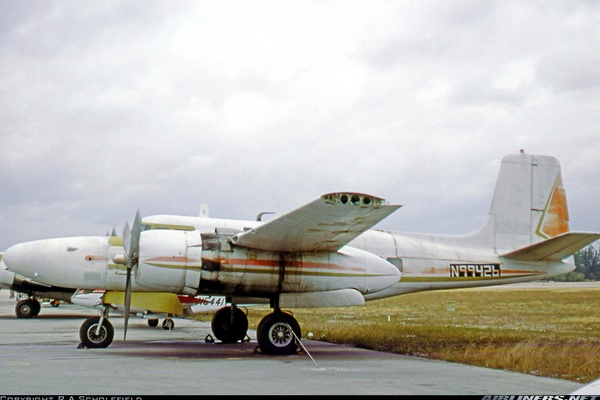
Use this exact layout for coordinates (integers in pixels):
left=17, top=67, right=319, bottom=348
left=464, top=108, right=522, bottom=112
left=2, top=152, right=599, bottom=355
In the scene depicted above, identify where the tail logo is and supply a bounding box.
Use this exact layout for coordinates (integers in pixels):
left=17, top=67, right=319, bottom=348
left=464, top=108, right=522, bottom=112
left=536, top=174, right=570, bottom=239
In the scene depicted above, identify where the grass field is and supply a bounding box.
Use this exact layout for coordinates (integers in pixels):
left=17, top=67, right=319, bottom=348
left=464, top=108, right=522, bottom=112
left=244, top=284, right=600, bottom=383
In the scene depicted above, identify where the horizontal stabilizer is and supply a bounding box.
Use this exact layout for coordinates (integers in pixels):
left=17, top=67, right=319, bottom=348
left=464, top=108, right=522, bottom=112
left=278, top=288, right=365, bottom=308
left=232, top=192, right=401, bottom=252
left=103, top=291, right=184, bottom=316
left=501, top=232, right=600, bottom=262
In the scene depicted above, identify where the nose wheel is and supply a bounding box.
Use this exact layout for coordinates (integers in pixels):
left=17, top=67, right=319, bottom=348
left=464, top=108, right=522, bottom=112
left=79, top=315, right=114, bottom=348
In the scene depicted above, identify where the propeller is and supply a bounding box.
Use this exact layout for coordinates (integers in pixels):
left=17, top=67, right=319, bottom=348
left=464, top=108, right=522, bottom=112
left=122, top=210, right=142, bottom=340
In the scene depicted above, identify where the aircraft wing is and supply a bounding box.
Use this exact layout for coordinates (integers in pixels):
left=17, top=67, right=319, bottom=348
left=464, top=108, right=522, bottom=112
left=501, top=232, right=600, bottom=262
left=231, top=192, right=401, bottom=252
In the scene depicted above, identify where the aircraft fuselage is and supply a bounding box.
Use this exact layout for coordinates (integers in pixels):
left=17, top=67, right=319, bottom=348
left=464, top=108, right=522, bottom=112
left=2, top=214, right=574, bottom=304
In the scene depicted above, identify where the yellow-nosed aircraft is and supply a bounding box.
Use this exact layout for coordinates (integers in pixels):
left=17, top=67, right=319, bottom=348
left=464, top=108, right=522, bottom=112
left=3, top=152, right=599, bottom=355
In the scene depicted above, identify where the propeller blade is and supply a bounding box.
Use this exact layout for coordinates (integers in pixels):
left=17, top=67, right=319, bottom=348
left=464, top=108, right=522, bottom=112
left=122, top=210, right=142, bottom=341
left=122, top=221, right=131, bottom=256
left=128, top=210, right=142, bottom=259
left=123, top=265, right=132, bottom=340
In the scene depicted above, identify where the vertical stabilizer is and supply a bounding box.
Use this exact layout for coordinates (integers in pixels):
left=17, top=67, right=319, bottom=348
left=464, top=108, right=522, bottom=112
left=479, top=152, right=569, bottom=253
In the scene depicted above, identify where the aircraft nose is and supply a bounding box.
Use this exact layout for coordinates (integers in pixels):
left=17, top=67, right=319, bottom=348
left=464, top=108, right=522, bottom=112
left=3, top=241, right=44, bottom=280
left=3, top=236, right=111, bottom=289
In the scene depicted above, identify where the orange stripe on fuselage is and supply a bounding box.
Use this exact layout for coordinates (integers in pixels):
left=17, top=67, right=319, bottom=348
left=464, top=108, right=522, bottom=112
left=219, top=257, right=365, bottom=272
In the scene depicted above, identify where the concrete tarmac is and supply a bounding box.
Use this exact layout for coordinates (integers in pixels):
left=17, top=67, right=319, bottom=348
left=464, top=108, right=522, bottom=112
left=0, top=288, right=585, bottom=396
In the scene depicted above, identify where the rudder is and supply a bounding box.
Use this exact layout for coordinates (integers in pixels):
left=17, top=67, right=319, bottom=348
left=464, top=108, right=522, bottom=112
left=479, top=152, right=570, bottom=253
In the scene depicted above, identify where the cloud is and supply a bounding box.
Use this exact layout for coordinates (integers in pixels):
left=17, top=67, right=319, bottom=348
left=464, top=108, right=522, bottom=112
left=0, top=0, right=599, bottom=249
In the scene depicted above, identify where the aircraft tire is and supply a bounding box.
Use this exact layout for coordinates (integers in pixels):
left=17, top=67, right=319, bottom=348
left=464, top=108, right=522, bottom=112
left=148, top=318, right=159, bottom=327
left=162, top=318, right=174, bottom=330
left=256, top=311, right=301, bottom=355
left=15, top=299, right=39, bottom=319
left=31, top=300, right=41, bottom=316
left=79, top=317, right=114, bottom=348
left=211, top=307, right=248, bottom=343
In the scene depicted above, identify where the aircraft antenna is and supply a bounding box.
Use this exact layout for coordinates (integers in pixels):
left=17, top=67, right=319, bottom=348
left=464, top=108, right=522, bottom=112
left=256, top=211, right=275, bottom=222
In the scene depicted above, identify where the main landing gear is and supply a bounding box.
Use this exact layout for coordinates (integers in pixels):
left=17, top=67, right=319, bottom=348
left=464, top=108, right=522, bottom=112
left=211, top=305, right=249, bottom=344
left=256, top=310, right=301, bottom=355
left=147, top=317, right=175, bottom=330
left=15, top=298, right=41, bottom=319
left=210, top=305, right=302, bottom=355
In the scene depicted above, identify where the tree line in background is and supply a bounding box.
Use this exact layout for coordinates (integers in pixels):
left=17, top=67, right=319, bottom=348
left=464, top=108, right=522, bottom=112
left=555, top=245, right=600, bottom=282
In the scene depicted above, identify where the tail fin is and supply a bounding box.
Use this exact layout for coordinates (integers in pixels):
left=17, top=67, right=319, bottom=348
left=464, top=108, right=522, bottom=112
left=477, top=152, right=571, bottom=253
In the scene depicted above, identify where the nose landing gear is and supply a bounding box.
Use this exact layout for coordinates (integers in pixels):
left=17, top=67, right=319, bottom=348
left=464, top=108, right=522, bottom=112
left=79, top=308, right=114, bottom=348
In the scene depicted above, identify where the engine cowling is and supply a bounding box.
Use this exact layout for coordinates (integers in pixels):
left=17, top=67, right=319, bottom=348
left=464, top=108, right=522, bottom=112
left=135, top=229, right=202, bottom=295
left=199, top=232, right=400, bottom=296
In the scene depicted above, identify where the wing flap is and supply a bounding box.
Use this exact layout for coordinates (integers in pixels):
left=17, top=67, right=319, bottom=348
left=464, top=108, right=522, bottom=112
left=231, top=192, right=401, bottom=252
left=501, top=232, right=600, bottom=262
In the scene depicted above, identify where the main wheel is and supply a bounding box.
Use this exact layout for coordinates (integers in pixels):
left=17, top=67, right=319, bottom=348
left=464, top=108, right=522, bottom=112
left=15, top=299, right=40, bottom=318
left=79, top=317, right=114, bottom=348
left=256, top=311, right=301, bottom=355
left=211, top=307, right=248, bottom=343
left=148, top=318, right=159, bottom=327
left=31, top=299, right=41, bottom=316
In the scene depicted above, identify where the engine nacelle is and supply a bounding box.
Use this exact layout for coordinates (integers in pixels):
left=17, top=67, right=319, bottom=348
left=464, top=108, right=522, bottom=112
left=134, top=229, right=400, bottom=298
left=135, top=229, right=202, bottom=295
left=199, top=232, right=400, bottom=296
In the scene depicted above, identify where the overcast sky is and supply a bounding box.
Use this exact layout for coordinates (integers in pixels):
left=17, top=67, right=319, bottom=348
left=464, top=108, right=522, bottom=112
left=1, top=0, right=599, bottom=250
